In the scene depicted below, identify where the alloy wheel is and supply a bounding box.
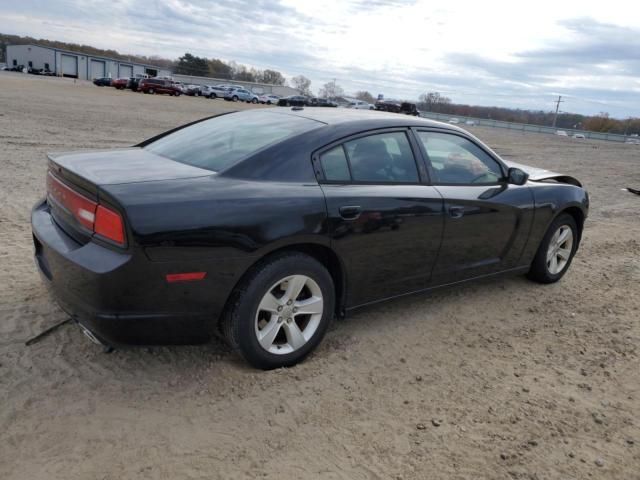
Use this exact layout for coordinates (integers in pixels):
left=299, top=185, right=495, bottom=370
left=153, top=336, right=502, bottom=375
left=546, top=225, right=573, bottom=274
left=254, top=275, right=324, bottom=355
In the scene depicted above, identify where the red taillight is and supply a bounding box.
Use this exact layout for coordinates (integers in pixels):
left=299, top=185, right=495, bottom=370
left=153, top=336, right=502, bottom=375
left=165, top=272, right=207, bottom=283
left=47, top=172, right=126, bottom=246
left=95, top=205, right=125, bottom=245
left=47, top=172, right=96, bottom=230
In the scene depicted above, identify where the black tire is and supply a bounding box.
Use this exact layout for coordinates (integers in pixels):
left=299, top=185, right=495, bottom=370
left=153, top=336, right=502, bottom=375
left=149, top=88, right=155, bottom=94
left=527, top=213, right=578, bottom=284
left=232, top=95, right=238, bottom=102
left=220, top=252, right=335, bottom=369
left=251, top=98, right=258, bottom=104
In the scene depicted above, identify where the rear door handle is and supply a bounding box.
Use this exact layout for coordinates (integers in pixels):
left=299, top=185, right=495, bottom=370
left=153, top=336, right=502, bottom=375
left=339, top=205, right=361, bottom=220
left=448, top=206, right=465, bottom=219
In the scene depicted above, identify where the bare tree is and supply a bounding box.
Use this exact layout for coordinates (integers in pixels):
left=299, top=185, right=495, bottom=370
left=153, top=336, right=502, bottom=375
left=318, top=80, right=344, bottom=99
left=418, top=92, right=451, bottom=112
left=291, top=75, right=312, bottom=95
left=354, top=91, right=375, bottom=103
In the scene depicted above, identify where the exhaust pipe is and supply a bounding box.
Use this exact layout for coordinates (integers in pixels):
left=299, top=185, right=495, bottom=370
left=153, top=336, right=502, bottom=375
left=78, top=323, right=104, bottom=346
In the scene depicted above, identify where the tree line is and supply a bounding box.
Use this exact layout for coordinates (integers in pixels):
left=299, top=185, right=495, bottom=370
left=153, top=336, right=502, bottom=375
left=416, top=92, right=640, bottom=135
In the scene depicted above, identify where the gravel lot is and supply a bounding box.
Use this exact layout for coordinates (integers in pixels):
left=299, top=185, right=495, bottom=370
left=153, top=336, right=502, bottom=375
left=1, top=72, right=638, bottom=479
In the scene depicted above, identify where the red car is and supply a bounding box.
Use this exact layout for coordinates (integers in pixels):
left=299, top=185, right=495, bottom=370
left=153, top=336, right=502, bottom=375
left=139, top=78, right=181, bottom=96
left=112, top=78, right=129, bottom=90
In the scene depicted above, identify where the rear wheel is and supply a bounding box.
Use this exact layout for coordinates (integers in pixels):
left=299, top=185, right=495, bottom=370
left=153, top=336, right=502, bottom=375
left=148, top=88, right=155, bottom=94
left=221, top=253, right=335, bottom=369
left=232, top=95, right=239, bottom=102
left=527, top=213, right=578, bottom=283
left=251, top=98, right=258, bottom=104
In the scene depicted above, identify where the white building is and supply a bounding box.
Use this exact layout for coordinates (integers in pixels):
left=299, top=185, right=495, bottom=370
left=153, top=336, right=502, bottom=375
left=6, top=44, right=172, bottom=80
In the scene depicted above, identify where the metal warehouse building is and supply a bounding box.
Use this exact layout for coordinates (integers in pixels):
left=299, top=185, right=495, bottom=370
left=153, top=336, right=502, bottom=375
left=6, top=44, right=172, bottom=80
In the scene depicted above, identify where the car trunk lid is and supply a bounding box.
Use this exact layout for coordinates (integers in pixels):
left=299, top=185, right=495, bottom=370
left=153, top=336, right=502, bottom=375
left=47, top=147, right=213, bottom=186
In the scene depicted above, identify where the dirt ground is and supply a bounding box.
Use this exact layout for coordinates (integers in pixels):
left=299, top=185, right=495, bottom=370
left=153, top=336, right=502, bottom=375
left=0, top=72, right=638, bottom=479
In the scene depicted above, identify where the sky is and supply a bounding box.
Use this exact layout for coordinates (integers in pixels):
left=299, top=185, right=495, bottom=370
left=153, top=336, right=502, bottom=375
left=1, top=0, right=639, bottom=117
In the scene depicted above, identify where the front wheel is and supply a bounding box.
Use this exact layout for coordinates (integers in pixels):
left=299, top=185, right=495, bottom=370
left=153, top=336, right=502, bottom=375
left=527, top=213, right=578, bottom=283
left=221, top=253, right=335, bottom=369
left=148, top=88, right=155, bottom=94
left=232, top=95, right=238, bottom=102
left=251, top=98, right=258, bottom=104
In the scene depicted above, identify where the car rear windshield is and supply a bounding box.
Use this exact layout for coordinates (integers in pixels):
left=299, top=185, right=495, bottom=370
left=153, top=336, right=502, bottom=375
left=144, top=111, right=322, bottom=172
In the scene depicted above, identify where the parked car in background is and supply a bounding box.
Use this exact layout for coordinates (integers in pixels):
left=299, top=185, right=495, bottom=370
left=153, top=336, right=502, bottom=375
left=112, top=78, right=129, bottom=90
left=556, top=130, right=569, bottom=136
left=184, top=84, right=203, bottom=96
left=139, top=78, right=181, bottom=96
left=202, top=85, right=228, bottom=99
left=311, top=98, right=338, bottom=107
left=258, top=94, right=280, bottom=104
left=224, top=88, right=259, bottom=103
left=28, top=67, right=55, bottom=76
left=465, top=120, right=475, bottom=126
left=32, top=109, right=588, bottom=369
left=93, top=77, right=112, bottom=87
left=375, top=100, right=419, bottom=116
left=128, top=77, right=144, bottom=91
left=573, top=133, right=586, bottom=139
left=278, top=95, right=310, bottom=107
left=172, top=82, right=186, bottom=94
left=448, top=118, right=460, bottom=124
left=346, top=100, right=374, bottom=110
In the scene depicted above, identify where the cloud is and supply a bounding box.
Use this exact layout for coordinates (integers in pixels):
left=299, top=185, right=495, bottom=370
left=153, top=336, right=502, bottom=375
left=2, top=1, right=640, bottom=116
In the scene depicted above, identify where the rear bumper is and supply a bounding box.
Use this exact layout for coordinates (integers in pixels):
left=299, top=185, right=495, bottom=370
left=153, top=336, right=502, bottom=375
left=31, top=199, right=215, bottom=346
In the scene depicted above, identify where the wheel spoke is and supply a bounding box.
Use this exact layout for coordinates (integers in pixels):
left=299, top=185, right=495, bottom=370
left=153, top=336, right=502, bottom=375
left=557, top=247, right=571, bottom=260
left=258, top=316, right=281, bottom=350
left=282, top=321, right=306, bottom=350
left=258, top=292, right=281, bottom=313
left=557, top=228, right=570, bottom=246
left=550, top=255, right=558, bottom=273
left=284, top=275, right=307, bottom=302
left=294, top=296, right=323, bottom=315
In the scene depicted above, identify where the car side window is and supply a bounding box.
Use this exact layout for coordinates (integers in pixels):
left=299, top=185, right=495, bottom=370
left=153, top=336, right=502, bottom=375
left=344, top=132, right=419, bottom=183
left=320, top=146, right=351, bottom=181
left=417, top=131, right=503, bottom=184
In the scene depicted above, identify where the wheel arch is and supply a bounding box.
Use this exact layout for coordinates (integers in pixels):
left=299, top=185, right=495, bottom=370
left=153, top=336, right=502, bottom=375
left=222, top=242, right=348, bottom=324
left=556, top=205, right=585, bottom=248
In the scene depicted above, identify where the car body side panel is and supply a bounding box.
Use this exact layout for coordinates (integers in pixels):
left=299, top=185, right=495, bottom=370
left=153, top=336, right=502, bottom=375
left=519, top=183, right=589, bottom=265
left=322, top=184, right=444, bottom=306
left=101, top=176, right=330, bottom=261
left=430, top=184, right=535, bottom=283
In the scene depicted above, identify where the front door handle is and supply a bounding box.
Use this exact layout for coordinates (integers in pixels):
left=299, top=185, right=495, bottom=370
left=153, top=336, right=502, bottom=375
left=448, top=205, right=465, bottom=219
left=339, top=205, right=361, bottom=220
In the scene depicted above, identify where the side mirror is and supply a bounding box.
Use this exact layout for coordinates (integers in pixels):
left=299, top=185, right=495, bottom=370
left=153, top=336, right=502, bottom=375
left=507, top=167, right=529, bottom=186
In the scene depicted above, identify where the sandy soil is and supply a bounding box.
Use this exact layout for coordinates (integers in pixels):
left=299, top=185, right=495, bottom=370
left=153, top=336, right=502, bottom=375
left=0, top=72, right=638, bottom=479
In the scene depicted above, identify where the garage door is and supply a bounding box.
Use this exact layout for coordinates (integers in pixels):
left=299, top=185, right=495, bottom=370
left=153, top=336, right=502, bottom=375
left=119, top=64, right=133, bottom=77
left=90, top=59, right=105, bottom=79
left=61, top=54, right=78, bottom=78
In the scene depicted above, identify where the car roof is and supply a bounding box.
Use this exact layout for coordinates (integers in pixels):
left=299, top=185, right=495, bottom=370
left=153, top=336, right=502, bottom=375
left=264, top=107, right=464, bottom=131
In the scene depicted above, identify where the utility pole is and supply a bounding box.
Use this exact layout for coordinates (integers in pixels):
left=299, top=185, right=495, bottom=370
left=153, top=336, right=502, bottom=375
left=552, top=95, right=563, bottom=128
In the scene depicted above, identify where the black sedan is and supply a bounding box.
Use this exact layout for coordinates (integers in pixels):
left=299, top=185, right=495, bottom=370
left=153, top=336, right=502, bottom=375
left=32, top=109, right=588, bottom=369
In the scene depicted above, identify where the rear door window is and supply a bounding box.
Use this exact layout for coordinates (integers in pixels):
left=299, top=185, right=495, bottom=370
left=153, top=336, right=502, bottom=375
left=320, top=146, right=350, bottom=181
left=344, top=132, right=419, bottom=183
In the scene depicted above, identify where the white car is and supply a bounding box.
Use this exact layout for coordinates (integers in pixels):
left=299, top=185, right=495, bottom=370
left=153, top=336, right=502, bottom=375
left=346, top=100, right=374, bottom=110
left=258, top=94, right=280, bottom=105
left=573, top=133, right=586, bottom=139
left=448, top=118, right=460, bottom=124
left=556, top=130, right=568, bottom=136
left=465, top=120, right=475, bottom=126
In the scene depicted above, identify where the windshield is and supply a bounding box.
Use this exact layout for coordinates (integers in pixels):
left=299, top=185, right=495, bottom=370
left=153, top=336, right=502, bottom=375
left=144, top=111, right=321, bottom=172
